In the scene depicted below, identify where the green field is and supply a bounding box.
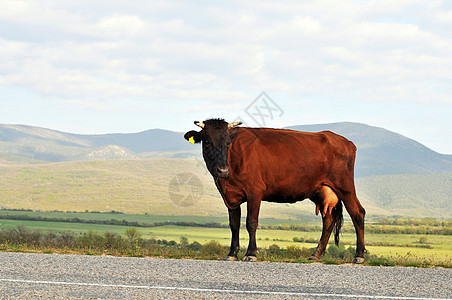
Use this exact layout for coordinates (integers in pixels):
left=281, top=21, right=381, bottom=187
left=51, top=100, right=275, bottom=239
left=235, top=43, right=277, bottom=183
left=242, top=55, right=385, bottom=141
left=0, top=209, right=320, bottom=225
left=1, top=210, right=451, bottom=264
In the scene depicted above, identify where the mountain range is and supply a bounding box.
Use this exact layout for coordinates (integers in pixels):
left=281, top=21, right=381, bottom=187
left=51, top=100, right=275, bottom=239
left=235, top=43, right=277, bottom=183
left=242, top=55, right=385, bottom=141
left=1, top=122, right=451, bottom=178
left=286, top=122, right=452, bottom=177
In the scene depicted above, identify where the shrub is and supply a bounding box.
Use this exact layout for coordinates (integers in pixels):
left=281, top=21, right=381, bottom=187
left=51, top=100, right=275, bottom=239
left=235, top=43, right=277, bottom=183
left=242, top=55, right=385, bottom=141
left=267, top=244, right=281, bottom=255
left=58, top=231, right=76, bottom=248
left=200, top=240, right=226, bottom=257
left=418, top=236, right=428, bottom=244
left=180, top=236, right=189, bottom=248
left=103, top=232, right=126, bottom=250
left=125, top=228, right=142, bottom=244
left=286, top=245, right=301, bottom=258
left=188, top=241, right=202, bottom=251
left=43, top=232, right=58, bottom=248
left=286, top=245, right=311, bottom=259
left=326, top=245, right=356, bottom=261
left=0, top=226, right=43, bottom=247
left=293, top=237, right=305, bottom=243
left=326, top=244, right=343, bottom=258
left=79, top=231, right=104, bottom=249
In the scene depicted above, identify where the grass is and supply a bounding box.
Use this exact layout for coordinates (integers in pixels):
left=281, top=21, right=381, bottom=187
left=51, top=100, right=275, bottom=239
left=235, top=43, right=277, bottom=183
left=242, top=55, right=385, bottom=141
left=1, top=225, right=450, bottom=268
left=0, top=159, right=321, bottom=219
left=0, top=209, right=320, bottom=225
left=1, top=210, right=451, bottom=266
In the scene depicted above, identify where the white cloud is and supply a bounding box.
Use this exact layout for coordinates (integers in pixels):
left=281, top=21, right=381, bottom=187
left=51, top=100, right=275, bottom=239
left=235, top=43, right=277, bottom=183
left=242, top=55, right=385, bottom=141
left=95, top=15, right=147, bottom=38
left=436, top=10, right=452, bottom=23
left=0, top=0, right=451, bottom=146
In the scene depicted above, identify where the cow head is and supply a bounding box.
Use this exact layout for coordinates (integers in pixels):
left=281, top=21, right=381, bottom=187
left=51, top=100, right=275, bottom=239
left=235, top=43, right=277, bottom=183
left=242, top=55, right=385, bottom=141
left=184, top=118, right=242, bottom=178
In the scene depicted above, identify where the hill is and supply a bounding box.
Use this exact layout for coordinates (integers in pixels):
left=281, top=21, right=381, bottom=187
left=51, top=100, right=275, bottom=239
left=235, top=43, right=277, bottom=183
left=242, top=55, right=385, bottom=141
left=355, top=172, right=452, bottom=218
left=286, top=122, right=452, bottom=177
left=0, top=159, right=311, bottom=219
left=1, top=122, right=452, bottom=178
left=0, top=159, right=450, bottom=219
left=76, top=129, right=192, bottom=153
left=0, top=124, right=198, bottom=162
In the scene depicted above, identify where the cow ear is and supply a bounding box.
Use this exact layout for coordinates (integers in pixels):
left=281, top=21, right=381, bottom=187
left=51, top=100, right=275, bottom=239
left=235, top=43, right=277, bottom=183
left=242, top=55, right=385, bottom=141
left=184, top=130, right=202, bottom=144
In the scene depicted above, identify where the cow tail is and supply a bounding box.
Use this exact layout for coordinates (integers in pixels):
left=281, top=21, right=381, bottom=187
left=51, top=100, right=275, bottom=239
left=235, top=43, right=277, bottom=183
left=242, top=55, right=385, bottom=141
left=333, top=200, right=343, bottom=246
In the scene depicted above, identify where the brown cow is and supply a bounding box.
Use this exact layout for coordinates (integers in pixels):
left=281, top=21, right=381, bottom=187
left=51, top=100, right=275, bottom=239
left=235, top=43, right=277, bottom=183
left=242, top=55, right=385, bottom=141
left=184, top=118, right=366, bottom=263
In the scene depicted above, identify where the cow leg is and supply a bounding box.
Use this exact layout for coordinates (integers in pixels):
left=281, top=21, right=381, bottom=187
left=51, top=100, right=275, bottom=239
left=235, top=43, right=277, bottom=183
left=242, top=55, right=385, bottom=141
left=340, top=189, right=366, bottom=263
left=225, top=207, right=241, bottom=261
left=243, top=199, right=261, bottom=262
left=310, top=212, right=335, bottom=260
left=309, top=186, right=337, bottom=260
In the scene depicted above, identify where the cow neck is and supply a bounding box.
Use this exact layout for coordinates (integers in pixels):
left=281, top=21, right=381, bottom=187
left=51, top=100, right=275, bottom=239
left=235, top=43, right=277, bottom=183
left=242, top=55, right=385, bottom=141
left=214, top=176, right=227, bottom=193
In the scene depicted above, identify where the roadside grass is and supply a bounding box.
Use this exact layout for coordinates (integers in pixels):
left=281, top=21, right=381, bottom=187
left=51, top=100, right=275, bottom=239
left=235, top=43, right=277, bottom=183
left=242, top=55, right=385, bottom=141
left=1, top=210, right=451, bottom=259
left=2, top=218, right=450, bottom=259
left=1, top=213, right=451, bottom=268
left=1, top=226, right=450, bottom=268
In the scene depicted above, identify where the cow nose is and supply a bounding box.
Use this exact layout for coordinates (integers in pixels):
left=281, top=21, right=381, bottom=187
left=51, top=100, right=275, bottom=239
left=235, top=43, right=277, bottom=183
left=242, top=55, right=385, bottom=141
left=216, top=167, right=230, bottom=177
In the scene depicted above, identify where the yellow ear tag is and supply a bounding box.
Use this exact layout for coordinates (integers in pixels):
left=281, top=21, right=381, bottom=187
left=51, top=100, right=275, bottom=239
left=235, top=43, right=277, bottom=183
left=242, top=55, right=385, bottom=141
left=189, top=136, right=195, bottom=144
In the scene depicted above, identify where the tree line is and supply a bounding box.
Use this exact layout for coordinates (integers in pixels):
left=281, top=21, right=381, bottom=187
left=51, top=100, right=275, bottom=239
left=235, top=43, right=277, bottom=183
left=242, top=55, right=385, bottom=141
left=0, top=214, right=228, bottom=229
left=1, top=212, right=451, bottom=235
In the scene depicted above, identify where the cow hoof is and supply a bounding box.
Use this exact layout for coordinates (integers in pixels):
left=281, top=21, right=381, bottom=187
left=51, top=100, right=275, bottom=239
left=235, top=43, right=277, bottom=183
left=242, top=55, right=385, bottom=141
left=308, top=255, right=320, bottom=261
left=353, top=257, right=365, bottom=264
left=242, top=256, right=258, bottom=262
left=224, top=256, right=238, bottom=261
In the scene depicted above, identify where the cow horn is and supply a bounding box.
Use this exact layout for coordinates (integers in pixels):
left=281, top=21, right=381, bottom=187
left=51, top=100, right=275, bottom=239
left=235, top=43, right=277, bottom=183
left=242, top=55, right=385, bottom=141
left=228, top=121, right=242, bottom=128
left=194, top=121, right=205, bottom=128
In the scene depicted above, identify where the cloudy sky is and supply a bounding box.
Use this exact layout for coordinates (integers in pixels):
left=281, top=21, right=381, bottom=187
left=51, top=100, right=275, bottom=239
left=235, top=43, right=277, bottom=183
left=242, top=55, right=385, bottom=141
left=1, top=0, right=451, bottom=153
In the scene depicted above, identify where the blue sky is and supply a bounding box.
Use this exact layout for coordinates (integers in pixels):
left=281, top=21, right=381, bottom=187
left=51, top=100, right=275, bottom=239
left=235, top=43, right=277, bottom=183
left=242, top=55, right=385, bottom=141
left=0, top=0, right=451, bottom=153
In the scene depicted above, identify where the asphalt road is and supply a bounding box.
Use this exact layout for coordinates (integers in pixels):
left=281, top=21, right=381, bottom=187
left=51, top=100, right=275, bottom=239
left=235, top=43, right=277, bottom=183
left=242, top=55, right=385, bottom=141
left=0, top=252, right=451, bottom=299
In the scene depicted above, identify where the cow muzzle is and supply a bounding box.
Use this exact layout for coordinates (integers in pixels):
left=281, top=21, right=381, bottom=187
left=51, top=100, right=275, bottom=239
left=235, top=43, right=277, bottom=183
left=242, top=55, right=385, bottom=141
left=216, top=167, right=230, bottom=178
